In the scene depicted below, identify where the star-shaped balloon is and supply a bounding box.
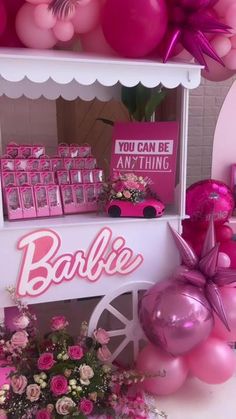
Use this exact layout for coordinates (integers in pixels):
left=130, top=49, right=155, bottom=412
left=170, top=217, right=236, bottom=330
left=163, top=0, right=231, bottom=67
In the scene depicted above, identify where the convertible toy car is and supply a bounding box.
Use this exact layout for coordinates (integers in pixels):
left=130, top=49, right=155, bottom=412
left=106, top=198, right=165, bottom=218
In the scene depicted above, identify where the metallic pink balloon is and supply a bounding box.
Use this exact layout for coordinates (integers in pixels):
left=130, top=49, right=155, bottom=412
left=186, top=179, right=234, bottom=226
left=139, top=282, right=214, bottom=356
left=101, top=0, right=168, bottom=58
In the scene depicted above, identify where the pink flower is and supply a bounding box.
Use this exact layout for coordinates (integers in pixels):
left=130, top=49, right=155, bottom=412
left=26, top=384, right=41, bottom=402
left=12, top=314, right=30, bottom=330
left=123, top=190, right=131, bottom=199
left=11, top=375, right=27, bottom=394
left=68, top=345, right=83, bottom=360
left=50, top=316, right=68, bottom=331
left=38, top=353, right=55, bottom=371
left=36, top=409, right=51, bottom=419
left=79, top=365, right=94, bottom=385
left=80, top=398, right=94, bottom=415
left=55, top=397, right=75, bottom=415
left=11, top=330, right=28, bottom=349
left=0, top=410, right=7, bottom=419
left=50, top=375, right=68, bottom=396
left=93, top=328, right=110, bottom=345
left=97, top=345, right=112, bottom=362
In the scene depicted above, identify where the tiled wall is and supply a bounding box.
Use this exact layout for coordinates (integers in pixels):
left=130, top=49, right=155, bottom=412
left=0, top=77, right=234, bottom=187
left=187, top=76, right=236, bottom=186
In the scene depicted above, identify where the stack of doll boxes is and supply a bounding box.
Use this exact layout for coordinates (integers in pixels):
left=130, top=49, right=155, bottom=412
left=56, top=144, right=104, bottom=214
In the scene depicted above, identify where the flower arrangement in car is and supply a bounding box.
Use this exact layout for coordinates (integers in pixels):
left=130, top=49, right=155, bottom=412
left=102, top=172, right=165, bottom=218
left=0, top=291, right=165, bottom=418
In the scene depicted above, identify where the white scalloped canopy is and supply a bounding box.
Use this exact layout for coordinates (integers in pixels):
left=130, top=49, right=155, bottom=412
left=0, top=48, right=202, bottom=101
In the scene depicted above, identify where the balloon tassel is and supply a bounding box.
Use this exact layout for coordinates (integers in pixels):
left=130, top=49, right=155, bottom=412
left=168, top=224, right=198, bottom=269
left=163, top=29, right=181, bottom=63
left=199, top=244, right=220, bottom=278
left=205, top=281, right=230, bottom=331
left=201, top=215, right=216, bottom=258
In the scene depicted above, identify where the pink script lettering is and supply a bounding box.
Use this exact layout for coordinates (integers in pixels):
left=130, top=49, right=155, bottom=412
left=16, top=228, right=144, bottom=297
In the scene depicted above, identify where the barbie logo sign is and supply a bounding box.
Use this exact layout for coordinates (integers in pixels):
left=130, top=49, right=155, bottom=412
left=16, top=228, right=143, bottom=298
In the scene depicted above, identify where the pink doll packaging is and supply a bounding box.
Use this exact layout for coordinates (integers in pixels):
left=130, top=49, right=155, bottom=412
left=57, top=170, right=70, bottom=185
left=60, top=185, right=76, bottom=214
left=70, top=145, right=80, bottom=158
left=51, top=158, right=64, bottom=171
left=29, top=172, right=41, bottom=186
left=73, top=184, right=85, bottom=206
left=84, top=184, right=97, bottom=212
left=20, top=146, right=32, bottom=159
left=1, top=157, right=15, bottom=171
left=26, top=159, right=40, bottom=172
left=82, top=170, right=93, bottom=184
left=48, top=185, right=63, bottom=216
left=93, top=169, right=104, bottom=183
left=74, top=158, right=85, bottom=170
left=1, top=172, right=16, bottom=187
left=78, top=145, right=91, bottom=157
left=32, top=145, right=45, bottom=159
left=15, top=172, right=29, bottom=186
left=41, top=171, right=55, bottom=185
left=39, top=157, right=51, bottom=171
left=58, top=144, right=70, bottom=157
left=34, top=186, right=50, bottom=217
left=14, top=159, right=28, bottom=171
left=64, top=158, right=75, bottom=171
left=70, top=170, right=82, bottom=184
left=5, top=187, right=23, bottom=220
left=84, top=157, right=97, bottom=170
left=20, top=186, right=37, bottom=218
left=6, top=143, right=19, bottom=159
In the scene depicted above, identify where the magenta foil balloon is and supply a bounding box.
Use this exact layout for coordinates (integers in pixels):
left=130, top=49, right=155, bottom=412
left=101, top=0, right=168, bottom=58
left=139, top=282, right=214, bottom=356
left=186, top=179, right=234, bottom=226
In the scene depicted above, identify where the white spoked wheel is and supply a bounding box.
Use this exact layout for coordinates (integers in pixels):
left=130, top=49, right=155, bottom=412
left=88, top=281, right=154, bottom=364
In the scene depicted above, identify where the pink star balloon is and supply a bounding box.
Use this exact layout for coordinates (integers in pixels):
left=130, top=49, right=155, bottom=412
left=170, top=216, right=236, bottom=330
left=163, top=0, right=231, bottom=67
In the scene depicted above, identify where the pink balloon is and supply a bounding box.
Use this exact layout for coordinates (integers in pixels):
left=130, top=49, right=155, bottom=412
left=136, top=344, right=189, bottom=396
left=230, top=35, right=236, bottom=48
left=225, top=3, right=236, bottom=30
left=211, top=35, right=232, bottom=58
left=53, top=20, right=74, bottom=42
left=220, top=241, right=236, bottom=268
left=26, top=0, right=50, bottom=4
left=139, top=281, right=214, bottom=356
left=218, top=251, right=231, bottom=268
left=80, top=24, right=117, bottom=55
left=214, top=0, right=236, bottom=17
left=213, top=287, right=236, bottom=341
left=101, top=0, right=168, bottom=58
left=16, top=3, right=57, bottom=49
left=72, top=0, right=101, bottom=34
left=5, top=0, right=24, bottom=16
left=0, top=0, right=7, bottom=37
left=223, top=49, right=236, bottom=70
left=34, top=4, right=57, bottom=29
left=202, top=56, right=234, bottom=81
left=187, top=337, right=236, bottom=384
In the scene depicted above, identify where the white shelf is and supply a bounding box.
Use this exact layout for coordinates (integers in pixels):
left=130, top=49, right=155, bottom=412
left=0, top=48, right=202, bottom=100
left=0, top=208, right=181, bottom=231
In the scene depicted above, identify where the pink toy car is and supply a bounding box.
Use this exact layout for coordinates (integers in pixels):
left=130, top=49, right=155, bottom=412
left=107, top=198, right=165, bottom=218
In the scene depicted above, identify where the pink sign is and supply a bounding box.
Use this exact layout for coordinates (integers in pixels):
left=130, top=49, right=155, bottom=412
left=16, top=228, right=143, bottom=298
left=110, top=122, right=179, bottom=204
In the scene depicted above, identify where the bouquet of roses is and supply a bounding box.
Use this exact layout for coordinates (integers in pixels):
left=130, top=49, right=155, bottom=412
left=0, top=294, right=164, bottom=419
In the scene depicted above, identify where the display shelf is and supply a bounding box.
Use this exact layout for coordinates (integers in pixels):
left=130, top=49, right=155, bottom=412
left=0, top=207, right=181, bottom=231
left=0, top=48, right=202, bottom=100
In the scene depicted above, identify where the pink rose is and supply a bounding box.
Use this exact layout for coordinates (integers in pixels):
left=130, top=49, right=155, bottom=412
left=36, top=409, right=51, bottom=419
left=79, top=365, right=94, bottom=385
left=50, top=375, right=68, bottom=396
left=11, top=331, right=28, bottom=349
left=123, top=190, right=131, bottom=199
left=11, top=375, right=27, bottom=394
left=68, top=345, right=83, bottom=360
left=80, top=399, right=94, bottom=415
left=12, top=314, right=30, bottom=330
left=55, top=397, right=75, bottom=415
left=26, top=384, right=41, bottom=402
left=50, top=316, right=68, bottom=331
left=93, top=328, right=110, bottom=345
left=38, top=353, right=55, bottom=371
left=0, top=410, right=7, bottom=419
left=97, top=345, right=112, bottom=362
